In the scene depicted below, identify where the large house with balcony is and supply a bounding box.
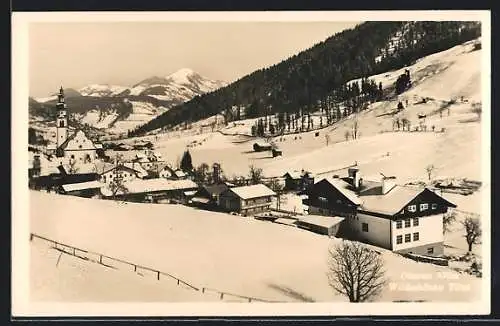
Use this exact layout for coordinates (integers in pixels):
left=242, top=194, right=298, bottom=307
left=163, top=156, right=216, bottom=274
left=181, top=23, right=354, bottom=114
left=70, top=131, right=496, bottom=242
left=219, top=184, right=276, bottom=216
left=301, top=167, right=456, bottom=256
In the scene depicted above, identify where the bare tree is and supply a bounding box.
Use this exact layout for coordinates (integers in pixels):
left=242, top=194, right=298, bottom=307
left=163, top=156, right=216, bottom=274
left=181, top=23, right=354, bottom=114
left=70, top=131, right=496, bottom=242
left=327, top=241, right=386, bottom=302
left=109, top=154, right=128, bottom=200
left=471, top=102, right=482, bottom=119
left=268, top=178, right=284, bottom=210
left=351, top=119, right=359, bottom=139
left=194, top=163, right=210, bottom=183
left=443, top=210, right=457, bottom=234
left=462, top=216, right=482, bottom=252
left=344, top=130, right=350, bottom=142
left=425, top=164, right=435, bottom=181
left=248, top=165, right=263, bottom=185
left=109, top=174, right=128, bottom=200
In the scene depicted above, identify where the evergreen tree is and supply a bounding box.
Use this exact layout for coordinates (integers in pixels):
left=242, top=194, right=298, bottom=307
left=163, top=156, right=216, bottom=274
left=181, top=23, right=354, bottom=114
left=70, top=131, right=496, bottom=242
left=180, top=150, right=193, bottom=171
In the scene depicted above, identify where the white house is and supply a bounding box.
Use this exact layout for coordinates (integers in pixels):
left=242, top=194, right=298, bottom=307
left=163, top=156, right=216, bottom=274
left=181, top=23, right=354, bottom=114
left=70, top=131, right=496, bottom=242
left=302, top=167, right=456, bottom=256
left=98, top=162, right=149, bottom=186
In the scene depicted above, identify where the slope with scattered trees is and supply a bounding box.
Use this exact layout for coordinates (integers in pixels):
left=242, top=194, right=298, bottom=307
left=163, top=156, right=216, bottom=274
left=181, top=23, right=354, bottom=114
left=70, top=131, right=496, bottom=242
left=130, top=21, right=480, bottom=136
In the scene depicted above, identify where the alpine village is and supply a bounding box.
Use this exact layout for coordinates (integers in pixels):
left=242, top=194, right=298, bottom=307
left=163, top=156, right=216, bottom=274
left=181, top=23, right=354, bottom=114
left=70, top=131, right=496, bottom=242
left=28, top=21, right=485, bottom=303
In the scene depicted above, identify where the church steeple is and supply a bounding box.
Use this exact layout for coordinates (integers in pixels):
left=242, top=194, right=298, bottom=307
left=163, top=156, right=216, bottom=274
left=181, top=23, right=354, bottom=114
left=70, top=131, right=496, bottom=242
left=56, top=86, right=68, bottom=148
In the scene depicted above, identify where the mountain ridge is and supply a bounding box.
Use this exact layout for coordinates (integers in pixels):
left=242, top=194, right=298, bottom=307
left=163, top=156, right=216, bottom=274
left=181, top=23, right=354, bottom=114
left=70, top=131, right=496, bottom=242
left=29, top=68, right=226, bottom=135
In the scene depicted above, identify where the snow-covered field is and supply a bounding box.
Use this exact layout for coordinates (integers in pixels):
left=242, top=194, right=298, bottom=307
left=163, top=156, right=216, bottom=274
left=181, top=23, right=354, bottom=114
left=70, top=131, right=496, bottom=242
left=30, top=239, right=210, bottom=302
left=30, top=191, right=482, bottom=302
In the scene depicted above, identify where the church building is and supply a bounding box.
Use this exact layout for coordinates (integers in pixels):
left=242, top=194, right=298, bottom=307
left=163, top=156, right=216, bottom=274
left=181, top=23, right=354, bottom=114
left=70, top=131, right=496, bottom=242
left=51, top=87, right=101, bottom=164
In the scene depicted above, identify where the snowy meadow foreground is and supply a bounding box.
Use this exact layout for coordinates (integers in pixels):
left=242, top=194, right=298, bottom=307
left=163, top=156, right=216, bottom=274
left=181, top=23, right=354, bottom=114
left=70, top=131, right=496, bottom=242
left=30, top=191, right=481, bottom=303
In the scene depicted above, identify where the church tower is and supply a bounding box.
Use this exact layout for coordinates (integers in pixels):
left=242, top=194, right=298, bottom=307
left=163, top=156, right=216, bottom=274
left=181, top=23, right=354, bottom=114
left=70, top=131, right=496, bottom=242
left=56, top=86, right=68, bottom=148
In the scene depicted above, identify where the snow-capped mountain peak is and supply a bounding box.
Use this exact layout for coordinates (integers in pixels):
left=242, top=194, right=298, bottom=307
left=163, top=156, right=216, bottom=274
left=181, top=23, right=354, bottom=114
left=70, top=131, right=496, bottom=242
left=166, top=68, right=196, bottom=84
left=78, top=84, right=130, bottom=97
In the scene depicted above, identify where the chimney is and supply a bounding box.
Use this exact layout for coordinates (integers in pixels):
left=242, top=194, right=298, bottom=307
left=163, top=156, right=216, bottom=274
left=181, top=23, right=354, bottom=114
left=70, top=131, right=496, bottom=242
left=381, top=176, right=397, bottom=194
left=353, top=170, right=362, bottom=190
left=348, top=167, right=359, bottom=178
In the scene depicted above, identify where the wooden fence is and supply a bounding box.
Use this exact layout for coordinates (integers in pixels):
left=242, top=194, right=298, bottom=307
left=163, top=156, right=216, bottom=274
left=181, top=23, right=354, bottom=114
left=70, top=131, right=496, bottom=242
left=30, top=232, right=281, bottom=303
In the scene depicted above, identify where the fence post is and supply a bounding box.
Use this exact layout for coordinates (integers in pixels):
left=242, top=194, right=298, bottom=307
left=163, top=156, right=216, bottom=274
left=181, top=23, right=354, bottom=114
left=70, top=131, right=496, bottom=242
left=73, top=248, right=76, bottom=256
left=177, top=279, right=180, bottom=285
left=99, top=254, right=103, bottom=264
left=248, top=298, right=252, bottom=303
left=134, top=265, right=137, bottom=272
left=220, top=292, right=224, bottom=300
left=202, top=287, right=205, bottom=293
left=30, top=234, right=33, bottom=242
left=157, top=271, right=160, bottom=280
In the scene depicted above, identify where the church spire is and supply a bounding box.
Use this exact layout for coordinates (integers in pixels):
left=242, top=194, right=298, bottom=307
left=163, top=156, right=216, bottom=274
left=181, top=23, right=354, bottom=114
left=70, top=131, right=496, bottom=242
left=57, top=86, right=65, bottom=106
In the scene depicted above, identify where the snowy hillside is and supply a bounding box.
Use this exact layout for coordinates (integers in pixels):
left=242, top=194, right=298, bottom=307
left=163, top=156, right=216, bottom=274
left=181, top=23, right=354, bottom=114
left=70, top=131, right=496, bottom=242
left=30, top=191, right=481, bottom=302
left=107, top=101, right=169, bottom=134
left=114, top=39, right=484, bottom=191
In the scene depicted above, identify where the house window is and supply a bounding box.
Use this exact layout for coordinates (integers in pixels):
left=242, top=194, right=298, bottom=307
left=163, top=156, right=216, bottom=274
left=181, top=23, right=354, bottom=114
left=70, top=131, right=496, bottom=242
left=362, top=223, right=369, bottom=232
left=404, top=219, right=411, bottom=228
left=427, top=247, right=434, bottom=255
left=405, top=234, right=411, bottom=243
left=396, top=235, right=403, bottom=244
left=413, top=232, right=420, bottom=241
left=432, top=203, right=437, bottom=210
left=413, top=218, right=419, bottom=227
left=396, top=220, right=402, bottom=229
left=420, top=203, right=429, bottom=211
left=79, top=145, right=82, bottom=149
left=408, top=205, right=417, bottom=212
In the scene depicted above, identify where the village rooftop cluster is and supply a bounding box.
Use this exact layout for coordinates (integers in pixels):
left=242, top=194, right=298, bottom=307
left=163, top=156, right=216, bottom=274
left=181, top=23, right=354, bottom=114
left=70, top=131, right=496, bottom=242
left=27, top=87, right=462, bottom=260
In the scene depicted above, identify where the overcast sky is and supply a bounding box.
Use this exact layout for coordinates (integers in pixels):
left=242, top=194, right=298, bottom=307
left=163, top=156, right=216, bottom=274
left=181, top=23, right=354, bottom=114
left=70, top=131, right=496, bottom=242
left=29, top=21, right=359, bottom=97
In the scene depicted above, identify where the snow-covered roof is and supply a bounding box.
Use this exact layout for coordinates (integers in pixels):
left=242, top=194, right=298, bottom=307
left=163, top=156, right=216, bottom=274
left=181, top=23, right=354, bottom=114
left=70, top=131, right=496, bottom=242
left=228, top=184, right=276, bottom=200
left=174, top=170, right=186, bottom=178
left=360, top=185, right=422, bottom=215
left=102, top=178, right=198, bottom=196
left=298, top=215, right=345, bottom=228
left=284, top=171, right=302, bottom=179
left=61, top=163, right=97, bottom=174
left=94, top=143, right=103, bottom=149
left=325, top=178, right=362, bottom=205
left=123, top=162, right=149, bottom=177
left=284, top=170, right=314, bottom=179
left=191, top=197, right=211, bottom=204
left=99, top=162, right=149, bottom=178
left=61, top=181, right=103, bottom=192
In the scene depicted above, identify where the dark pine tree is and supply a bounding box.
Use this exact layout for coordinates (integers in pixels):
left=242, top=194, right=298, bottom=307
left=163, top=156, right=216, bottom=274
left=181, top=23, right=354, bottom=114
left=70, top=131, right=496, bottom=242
left=180, top=150, right=193, bottom=172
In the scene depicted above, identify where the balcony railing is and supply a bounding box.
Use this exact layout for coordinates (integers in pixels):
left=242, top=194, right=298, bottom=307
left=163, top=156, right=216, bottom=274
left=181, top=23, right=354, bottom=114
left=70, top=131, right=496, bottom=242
left=302, top=198, right=356, bottom=217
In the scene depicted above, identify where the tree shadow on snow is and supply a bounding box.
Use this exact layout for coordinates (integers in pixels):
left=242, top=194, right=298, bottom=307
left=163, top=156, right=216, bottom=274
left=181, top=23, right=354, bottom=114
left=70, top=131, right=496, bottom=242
left=267, top=283, right=316, bottom=302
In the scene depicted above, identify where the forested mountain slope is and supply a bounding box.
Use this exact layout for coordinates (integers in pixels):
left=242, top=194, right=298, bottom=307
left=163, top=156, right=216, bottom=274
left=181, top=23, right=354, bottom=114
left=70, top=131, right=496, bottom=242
left=130, top=21, right=480, bottom=136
